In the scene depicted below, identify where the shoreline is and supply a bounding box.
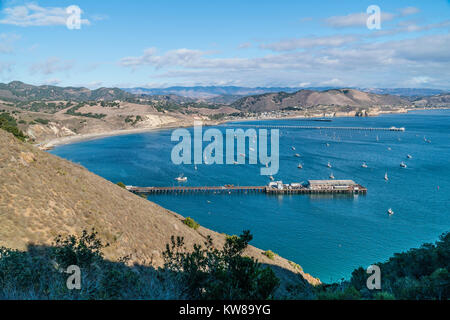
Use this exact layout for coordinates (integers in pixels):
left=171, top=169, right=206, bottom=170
left=38, top=107, right=449, bottom=150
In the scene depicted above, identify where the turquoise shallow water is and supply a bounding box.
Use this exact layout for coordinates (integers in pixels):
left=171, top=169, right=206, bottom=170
left=50, top=110, right=450, bottom=283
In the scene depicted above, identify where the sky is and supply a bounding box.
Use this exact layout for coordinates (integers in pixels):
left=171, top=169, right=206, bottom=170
left=0, top=0, right=449, bottom=89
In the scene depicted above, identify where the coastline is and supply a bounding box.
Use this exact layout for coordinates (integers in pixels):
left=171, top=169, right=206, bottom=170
left=38, top=107, right=448, bottom=150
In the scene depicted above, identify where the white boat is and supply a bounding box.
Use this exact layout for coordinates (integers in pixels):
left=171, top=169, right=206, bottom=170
left=326, top=143, right=330, bottom=147
left=194, top=165, right=198, bottom=170
left=362, top=162, right=368, bottom=168
left=327, top=162, right=332, bottom=168
left=292, top=146, right=296, bottom=151
left=297, top=164, right=303, bottom=169
left=400, top=162, right=407, bottom=168
left=387, top=208, right=394, bottom=216
left=385, top=172, right=389, bottom=181
left=295, top=153, right=301, bottom=158
left=269, top=176, right=275, bottom=181
left=407, top=155, right=413, bottom=159
left=329, top=173, right=335, bottom=180
left=387, top=147, right=392, bottom=151
left=175, top=175, right=188, bottom=182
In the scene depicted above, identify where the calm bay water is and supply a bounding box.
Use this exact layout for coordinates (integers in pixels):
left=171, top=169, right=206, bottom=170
left=50, top=110, right=450, bottom=282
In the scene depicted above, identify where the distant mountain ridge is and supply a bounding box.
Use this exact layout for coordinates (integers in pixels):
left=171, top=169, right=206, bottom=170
left=0, top=81, right=133, bottom=102
left=124, top=86, right=447, bottom=99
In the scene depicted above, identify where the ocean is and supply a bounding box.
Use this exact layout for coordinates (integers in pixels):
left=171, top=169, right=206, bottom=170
left=50, top=109, right=450, bottom=283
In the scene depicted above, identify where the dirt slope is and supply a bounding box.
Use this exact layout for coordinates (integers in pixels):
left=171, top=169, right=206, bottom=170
left=0, top=129, right=320, bottom=294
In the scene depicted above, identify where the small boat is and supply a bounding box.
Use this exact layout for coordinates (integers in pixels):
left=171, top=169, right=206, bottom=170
left=387, top=147, right=392, bottom=151
left=387, top=208, right=394, bottom=216
left=326, top=143, right=330, bottom=147
left=329, top=173, right=335, bottom=180
left=400, top=162, right=407, bottom=168
left=295, top=153, right=301, bottom=158
left=269, top=176, right=275, bottom=181
left=175, top=175, right=187, bottom=182
left=194, top=165, right=198, bottom=170
left=292, top=146, right=296, bottom=151
left=361, top=162, right=368, bottom=168
left=385, top=172, right=389, bottom=181
left=327, top=162, right=332, bottom=168
left=407, top=155, right=413, bottom=159
left=297, top=164, right=303, bottom=169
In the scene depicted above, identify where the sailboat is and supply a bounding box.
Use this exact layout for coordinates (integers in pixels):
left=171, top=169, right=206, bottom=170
left=295, top=153, right=301, bottom=158
left=175, top=174, right=188, bottom=182
left=400, top=162, right=407, bottom=168
left=387, top=208, right=394, bottom=216
left=362, top=162, right=368, bottom=168
left=297, top=164, right=303, bottom=169
left=385, top=172, right=389, bottom=181
left=292, top=146, right=296, bottom=151
left=327, top=162, right=332, bottom=168
left=329, top=173, right=335, bottom=180
left=269, top=176, right=275, bottom=181
left=407, top=154, right=413, bottom=159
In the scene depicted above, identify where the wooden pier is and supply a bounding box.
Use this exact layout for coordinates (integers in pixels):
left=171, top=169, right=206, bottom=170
left=126, top=181, right=367, bottom=196
left=223, top=124, right=405, bottom=132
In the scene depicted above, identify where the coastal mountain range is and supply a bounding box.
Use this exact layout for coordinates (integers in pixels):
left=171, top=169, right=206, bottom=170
left=0, top=82, right=447, bottom=109
left=123, top=86, right=446, bottom=99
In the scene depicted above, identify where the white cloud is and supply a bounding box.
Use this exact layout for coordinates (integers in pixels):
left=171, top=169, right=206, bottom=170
left=325, top=11, right=395, bottom=28
left=400, top=7, right=420, bottom=17
left=117, top=32, right=450, bottom=89
left=42, top=78, right=61, bottom=85
left=30, top=57, right=75, bottom=75
left=410, top=76, right=432, bottom=84
left=261, top=35, right=357, bottom=52
left=0, top=3, right=90, bottom=27
left=320, top=78, right=343, bottom=86
left=0, top=33, right=20, bottom=53
left=238, top=42, right=252, bottom=49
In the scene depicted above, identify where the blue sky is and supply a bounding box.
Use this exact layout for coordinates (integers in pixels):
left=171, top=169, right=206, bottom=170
left=0, top=0, right=449, bottom=89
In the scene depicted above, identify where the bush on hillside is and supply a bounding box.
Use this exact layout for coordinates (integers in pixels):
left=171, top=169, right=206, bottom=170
left=163, top=230, right=280, bottom=300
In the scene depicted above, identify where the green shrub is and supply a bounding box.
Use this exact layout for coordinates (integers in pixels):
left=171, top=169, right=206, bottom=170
left=183, top=217, right=200, bottom=230
left=34, top=118, right=50, bottom=125
left=0, top=112, right=27, bottom=141
left=374, top=292, right=395, bottom=300
left=163, top=230, right=280, bottom=300
left=116, top=182, right=126, bottom=189
left=262, top=250, right=276, bottom=260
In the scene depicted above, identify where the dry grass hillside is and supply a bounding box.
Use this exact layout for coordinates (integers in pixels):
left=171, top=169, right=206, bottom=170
left=0, top=129, right=320, bottom=294
left=233, top=88, right=411, bottom=112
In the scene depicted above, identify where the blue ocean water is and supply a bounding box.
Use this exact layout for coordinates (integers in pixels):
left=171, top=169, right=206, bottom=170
left=50, top=110, right=450, bottom=283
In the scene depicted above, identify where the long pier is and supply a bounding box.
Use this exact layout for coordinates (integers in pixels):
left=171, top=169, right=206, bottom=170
left=126, top=183, right=367, bottom=196
left=222, top=124, right=405, bottom=131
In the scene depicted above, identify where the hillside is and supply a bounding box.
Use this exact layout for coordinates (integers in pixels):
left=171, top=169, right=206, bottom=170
left=0, top=129, right=320, bottom=294
left=413, top=94, right=450, bottom=107
left=0, top=81, right=134, bottom=102
left=232, top=89, right=411, bottom=112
